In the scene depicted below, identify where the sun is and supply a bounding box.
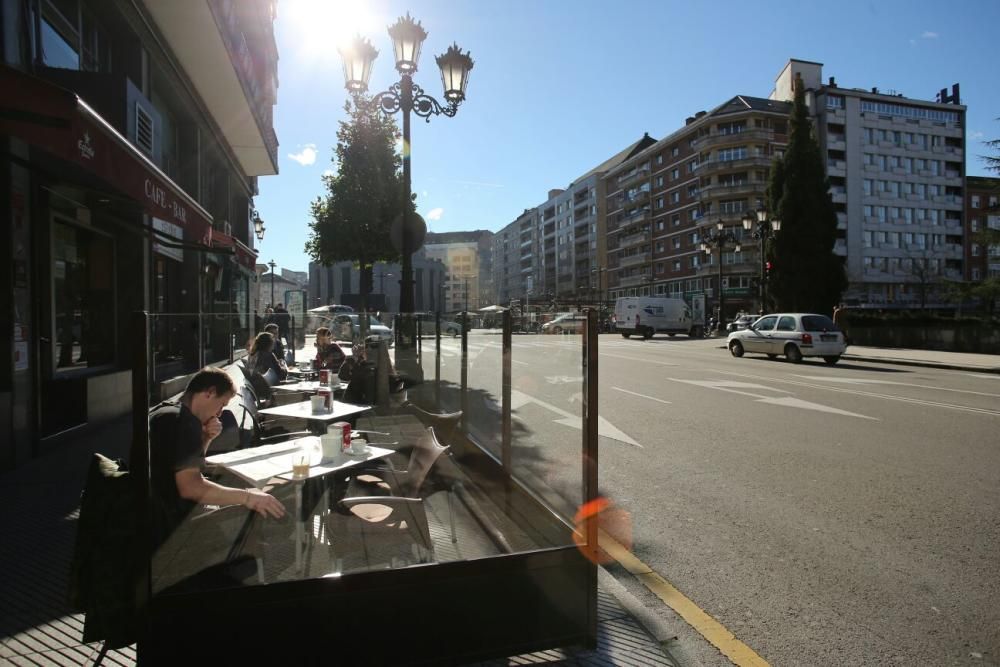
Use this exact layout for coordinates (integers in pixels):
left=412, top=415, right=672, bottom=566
left=284, top=0, right=383, bottom=61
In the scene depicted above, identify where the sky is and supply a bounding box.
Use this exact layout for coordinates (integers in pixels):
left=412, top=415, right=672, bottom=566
left=256, top=0, right=1000, bottom=274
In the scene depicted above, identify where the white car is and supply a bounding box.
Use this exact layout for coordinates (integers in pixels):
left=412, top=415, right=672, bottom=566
left=330, top=313, right=394, bottom=346
left=541, top=312, right=587, bottom=334
left=727, top=313, right=846, bottom=364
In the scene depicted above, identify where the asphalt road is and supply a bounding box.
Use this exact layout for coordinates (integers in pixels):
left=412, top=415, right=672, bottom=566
left=419, top=331, right=1000, bottom=667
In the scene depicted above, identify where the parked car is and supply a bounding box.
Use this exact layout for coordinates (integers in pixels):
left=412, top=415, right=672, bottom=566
left=406, top=312, right=464, bottom=336
left=329, top=313, right=394, bottom=346
left=541, top=312, right=587, bottom=334
left=727, top=313, right=846, bottom=364
left=726, top=314, right=759, bottom=333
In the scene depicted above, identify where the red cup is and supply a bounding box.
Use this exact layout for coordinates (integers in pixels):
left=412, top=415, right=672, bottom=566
left=332, top=421, right=351, bottom=451
left=318, top=369, right=330, bottom=385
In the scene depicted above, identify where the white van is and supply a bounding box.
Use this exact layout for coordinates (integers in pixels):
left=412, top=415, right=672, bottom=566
left=614, top=297, right=702, bottom=339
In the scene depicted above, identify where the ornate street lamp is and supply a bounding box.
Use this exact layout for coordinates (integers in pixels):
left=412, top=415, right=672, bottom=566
left=700, top=221, right=741, bottom=333
left=741, top=205, right=780, bottom=313
left=253, top=211, right=265, bottom=241
left=339, top=15, right=473, bottom=380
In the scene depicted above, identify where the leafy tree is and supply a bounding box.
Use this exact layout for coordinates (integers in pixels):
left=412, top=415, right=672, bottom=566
left=306, top=100, right=412, bottom=329
left=982, top=116, right=1000, bottom=175
left=767, top=76, right=847, bottom=313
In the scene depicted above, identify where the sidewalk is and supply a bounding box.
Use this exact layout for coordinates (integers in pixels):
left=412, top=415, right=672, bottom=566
left=0, top=364, right=679, bottom=666
left=843, top=345, right=1000, bottom=374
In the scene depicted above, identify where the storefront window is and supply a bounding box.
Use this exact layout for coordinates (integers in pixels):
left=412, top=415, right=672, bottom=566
left=53, top=220, right=115, bottom=371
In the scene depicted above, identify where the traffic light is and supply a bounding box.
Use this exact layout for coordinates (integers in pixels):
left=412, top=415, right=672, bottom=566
left=765, top=261, right=773, bottom=280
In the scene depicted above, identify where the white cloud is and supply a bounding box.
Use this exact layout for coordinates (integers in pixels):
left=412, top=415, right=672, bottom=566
left=288, top=143, right=318, bottom=166
left=426, top=207, right=444, bottom=221
left=322, top=168, right=334, bottom=177
left=921, top=31, right=939, bottom=39
left=970, top=131, right=984, bottom=140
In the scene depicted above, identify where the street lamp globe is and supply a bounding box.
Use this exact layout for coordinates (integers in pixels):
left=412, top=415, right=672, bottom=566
left=338, top=35, right=378, bottom=93
left=741, top=211, right=755, bottom=231
left=388, top=13, right=427, bottom=74
left=436, top=43, right=474, bottom=103
left=253, top=212, right=266, bottom=240
left=716, top=220, right=724, bottom=232
left=756, top=205, right=768, bottom=224
left=771, top=218, right=782, bottom=232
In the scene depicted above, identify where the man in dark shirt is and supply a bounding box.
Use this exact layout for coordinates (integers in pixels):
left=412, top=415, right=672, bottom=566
left=272, top=303, right=292, bottom=344
left=150, top=368, right=285, bottom=588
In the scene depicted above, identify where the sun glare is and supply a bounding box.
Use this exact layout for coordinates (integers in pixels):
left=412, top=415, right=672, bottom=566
left=285, top=0, right=383, bottom=61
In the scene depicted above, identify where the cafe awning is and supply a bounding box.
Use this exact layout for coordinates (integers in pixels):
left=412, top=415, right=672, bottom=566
left=0, top=64, right=213, bottom=244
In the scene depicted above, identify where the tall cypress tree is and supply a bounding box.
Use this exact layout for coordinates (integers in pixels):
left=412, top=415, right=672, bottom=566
left=767, top=76, right=847, bottom=313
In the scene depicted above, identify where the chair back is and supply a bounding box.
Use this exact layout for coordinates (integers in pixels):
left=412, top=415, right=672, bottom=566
left=402, top=427, right=449, bottom=497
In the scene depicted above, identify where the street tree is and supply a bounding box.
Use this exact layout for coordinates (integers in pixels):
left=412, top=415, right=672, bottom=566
left=767, top=75, right=847, bottom=313
left=306, top=100, right=412, bottom=332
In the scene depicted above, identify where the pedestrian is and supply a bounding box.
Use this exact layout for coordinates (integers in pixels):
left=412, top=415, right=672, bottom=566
left=833, top=303, right=851, bottom=346
left=272, top=303, right=291, bottom=343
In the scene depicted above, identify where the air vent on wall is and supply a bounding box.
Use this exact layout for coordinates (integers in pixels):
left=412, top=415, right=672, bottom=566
left=135, top=103, right=155, bottom=156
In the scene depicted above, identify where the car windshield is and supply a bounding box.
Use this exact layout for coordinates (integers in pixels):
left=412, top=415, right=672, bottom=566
left=802, top=315, right=839, bottom=332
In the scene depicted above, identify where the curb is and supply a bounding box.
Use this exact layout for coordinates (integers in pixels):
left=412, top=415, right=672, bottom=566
left=598, top=567, right=682, bottom=666
left=841, top=354, right=1000, bottom=374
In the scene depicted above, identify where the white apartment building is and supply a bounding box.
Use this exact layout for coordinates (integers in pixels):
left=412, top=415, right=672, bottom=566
left=773, top=60, right=966, bottom=307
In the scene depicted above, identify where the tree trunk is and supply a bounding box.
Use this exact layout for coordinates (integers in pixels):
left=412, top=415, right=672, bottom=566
left=360, top=263, right=373, bottom=341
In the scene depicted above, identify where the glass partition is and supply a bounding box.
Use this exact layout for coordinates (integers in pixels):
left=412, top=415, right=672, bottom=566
left=139, top=310, right=596, bottom=591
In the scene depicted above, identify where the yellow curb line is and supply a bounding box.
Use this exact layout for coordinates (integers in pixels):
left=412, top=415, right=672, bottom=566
left=599, top=529, right=770, bottom=667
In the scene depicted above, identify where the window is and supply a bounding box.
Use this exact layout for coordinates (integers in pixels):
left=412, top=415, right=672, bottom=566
left=673, top=260, right=681, bottom=271
left=52, top=219, right=116, bottom=371
left=671, top=147, right=679, bottom=157
left=670, top=191, right=680, bottom=204
left=776, top=316, right=796, bottom=332
left=672, top=215, right=681, bottom=227
left=717, top=146, right=747, bottom=162
left=671, top=168, right=679, bottom=180
left=673, top=237, right=681, bottom=249
left=655, top=175, right=665, bottom=187
left=972, top=196, right=980, bottom=209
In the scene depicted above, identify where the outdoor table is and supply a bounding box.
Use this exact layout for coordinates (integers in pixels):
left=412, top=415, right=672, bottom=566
left=273, top=380, right=349, bottom=394
left=207, top=437, right=393, bottom=573
left=259, top=399, right=371, bottom=434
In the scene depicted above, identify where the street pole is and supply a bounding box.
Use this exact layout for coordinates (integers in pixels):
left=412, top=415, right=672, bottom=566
left=718, top=246, right=725, bottom=333
left=399, top=74, right=414, bottom=314
left=268, top=259, right=276, bottom=307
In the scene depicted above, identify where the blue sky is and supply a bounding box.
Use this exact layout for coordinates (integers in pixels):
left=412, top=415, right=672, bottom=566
left=256, top=0, right=1000, bottom=273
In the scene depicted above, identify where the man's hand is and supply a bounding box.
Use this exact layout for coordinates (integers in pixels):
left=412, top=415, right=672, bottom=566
left=244, top=488, right=286, bottom=519
left=201, top=416, right=222, bottom=447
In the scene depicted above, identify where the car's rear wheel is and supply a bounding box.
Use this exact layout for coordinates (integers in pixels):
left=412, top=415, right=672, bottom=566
left=668, top=333, right=676, bottom=337
left=823, top=355, right=841, bottom=365
left=621, top=332, right=630, bottom=339
left=785, top=344, right=803, bottom=363
left=729, top=340, right=744, bottom=357
left=553, top=326, right=563, bottom=334
left=689, top=326, right=703, bottom=338
left=642, top=327, right=653, bottom=340
left=446, top=327, right=458, bottom=336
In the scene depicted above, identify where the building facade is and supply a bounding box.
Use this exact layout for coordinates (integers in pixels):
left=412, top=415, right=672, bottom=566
left=307, top=255, right=447, bottom=314
left=965, top=176, right=1000, bottom=283
left=0, top=0, right=278, bottom=468
left=791, top=60, right=967, bottom=308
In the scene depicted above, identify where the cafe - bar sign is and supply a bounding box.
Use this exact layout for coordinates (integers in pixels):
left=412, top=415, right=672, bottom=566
left=144, top=178, right=188, bottom=225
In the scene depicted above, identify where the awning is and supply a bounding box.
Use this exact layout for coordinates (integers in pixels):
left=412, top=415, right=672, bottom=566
left=0, top=65, right=213, bottom=243
left=210, top=228, right=258, bottom=270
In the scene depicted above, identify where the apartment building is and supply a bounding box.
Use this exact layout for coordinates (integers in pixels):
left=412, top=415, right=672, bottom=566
left=0, top=0, right=278, bottom=465
left=783, top=60, right=967, bottom=307
left=492, top=134, right=656, bottom=305
left=424, top=241, right=481, bottom=311
left=308, top=256, right=446, bottom=313
left=965, top=176, right=1000, bottom=282
left=604, top=98, right=790, bottom=322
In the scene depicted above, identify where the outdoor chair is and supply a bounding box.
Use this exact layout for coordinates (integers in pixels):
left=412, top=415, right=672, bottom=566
left=238, top=382, right=311, bottom=446
left=326, top=427, right=451, bottom=571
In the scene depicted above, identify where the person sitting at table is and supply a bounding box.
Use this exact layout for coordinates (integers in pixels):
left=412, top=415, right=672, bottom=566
left=149, top=368, right=287, bottom=587
left=248, top=331, right=287, bottom=385
left=314, top=327, right=346, bottom=372
left=264, top=323, right=285, bottom=362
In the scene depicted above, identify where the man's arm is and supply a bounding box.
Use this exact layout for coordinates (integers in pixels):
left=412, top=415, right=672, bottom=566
left=174, top=468, right=285, bottom=519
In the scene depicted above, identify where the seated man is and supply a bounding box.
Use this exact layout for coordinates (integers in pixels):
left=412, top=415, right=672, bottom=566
left=150, top=368, right=286, bottom=590
left=314, top=326, right=346, bottom=371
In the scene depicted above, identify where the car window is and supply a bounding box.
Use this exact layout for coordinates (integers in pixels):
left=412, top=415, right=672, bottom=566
left=802, top=315, right=839, bottom=332
left=754, top=316, right=777, bottom=331
left=776, top=316, right=797, bottom=332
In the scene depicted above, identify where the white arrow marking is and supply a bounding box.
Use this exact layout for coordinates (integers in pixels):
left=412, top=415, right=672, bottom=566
left=612, top=387, right=672, bottom=404
left=795, top=376, right=901, bottom=385
left=668, top=379, right=788, bottom=399
left=755, top=396, right=878, bottom=420
left=510, top=389, right=641, bottom=447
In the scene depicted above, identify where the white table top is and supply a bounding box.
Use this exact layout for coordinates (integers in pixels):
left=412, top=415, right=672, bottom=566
left=272, top=380, right=349, bottom=393
left=258, top=399, right=371, bottom=422
left=206, top=436, right=392, bottom=488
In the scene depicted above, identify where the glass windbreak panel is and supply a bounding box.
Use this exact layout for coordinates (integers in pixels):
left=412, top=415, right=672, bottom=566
left=145, top=310, right=589, bottom=598
left=52, top=219, right=115, bottom=371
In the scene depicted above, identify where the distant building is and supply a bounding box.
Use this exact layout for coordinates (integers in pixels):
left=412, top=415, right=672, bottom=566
left=308, top=255, right=447, bottom=314
left=966, top=176, right=1000, bottom=282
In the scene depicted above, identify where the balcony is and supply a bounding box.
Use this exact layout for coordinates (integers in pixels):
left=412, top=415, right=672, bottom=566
left=826, top=134, right=846, bottom=150
left=826, top=159, right=847, bottom=174
left=618, top=231, right=651, bottom=249
left=699, top=181, right=766, bottom=199
left=616, top=208, right=651, bottom=226
left=617, top=189, right=650, bottom=207
left=616, top=167, right=651, bottom=188
left=693, top=129, right=776, bottom=150
left=618, top=273, right=653, bottom=287
left=695, top=155, right=774, bottom=175
left=142, top=0, right=279, bottom=176
left=616, top=253, right=650, bottom=269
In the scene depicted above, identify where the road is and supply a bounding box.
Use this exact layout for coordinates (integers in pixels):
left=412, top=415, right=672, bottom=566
left=417, top=331, right=1000, bottom=666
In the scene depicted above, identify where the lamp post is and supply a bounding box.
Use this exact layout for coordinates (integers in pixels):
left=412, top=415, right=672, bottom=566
left=700, top=221, right=741, bottom=333
left=267, top=259, right=277, bottom=308
left=741, top=205, right=780, bottom=313
left=376, top=269, right=394, bottom=311
left=591, top=267, right=608, bottom=313
left=339, top=16, right=474, bottom=317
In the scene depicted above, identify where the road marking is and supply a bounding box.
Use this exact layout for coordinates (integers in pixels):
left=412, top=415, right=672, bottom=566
left=795, top=375, right=1000, bottom=398
left=611, top=387, right=672, bottom=404
left=510, top=389, right=641, bottom=447
left=598, top=529, right=770, bottom=667
left=602, top=352, right=679, bottom=366
left=719, top=370, right=1000, bottom=417
left=669, top=378, right=876, bottom=420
